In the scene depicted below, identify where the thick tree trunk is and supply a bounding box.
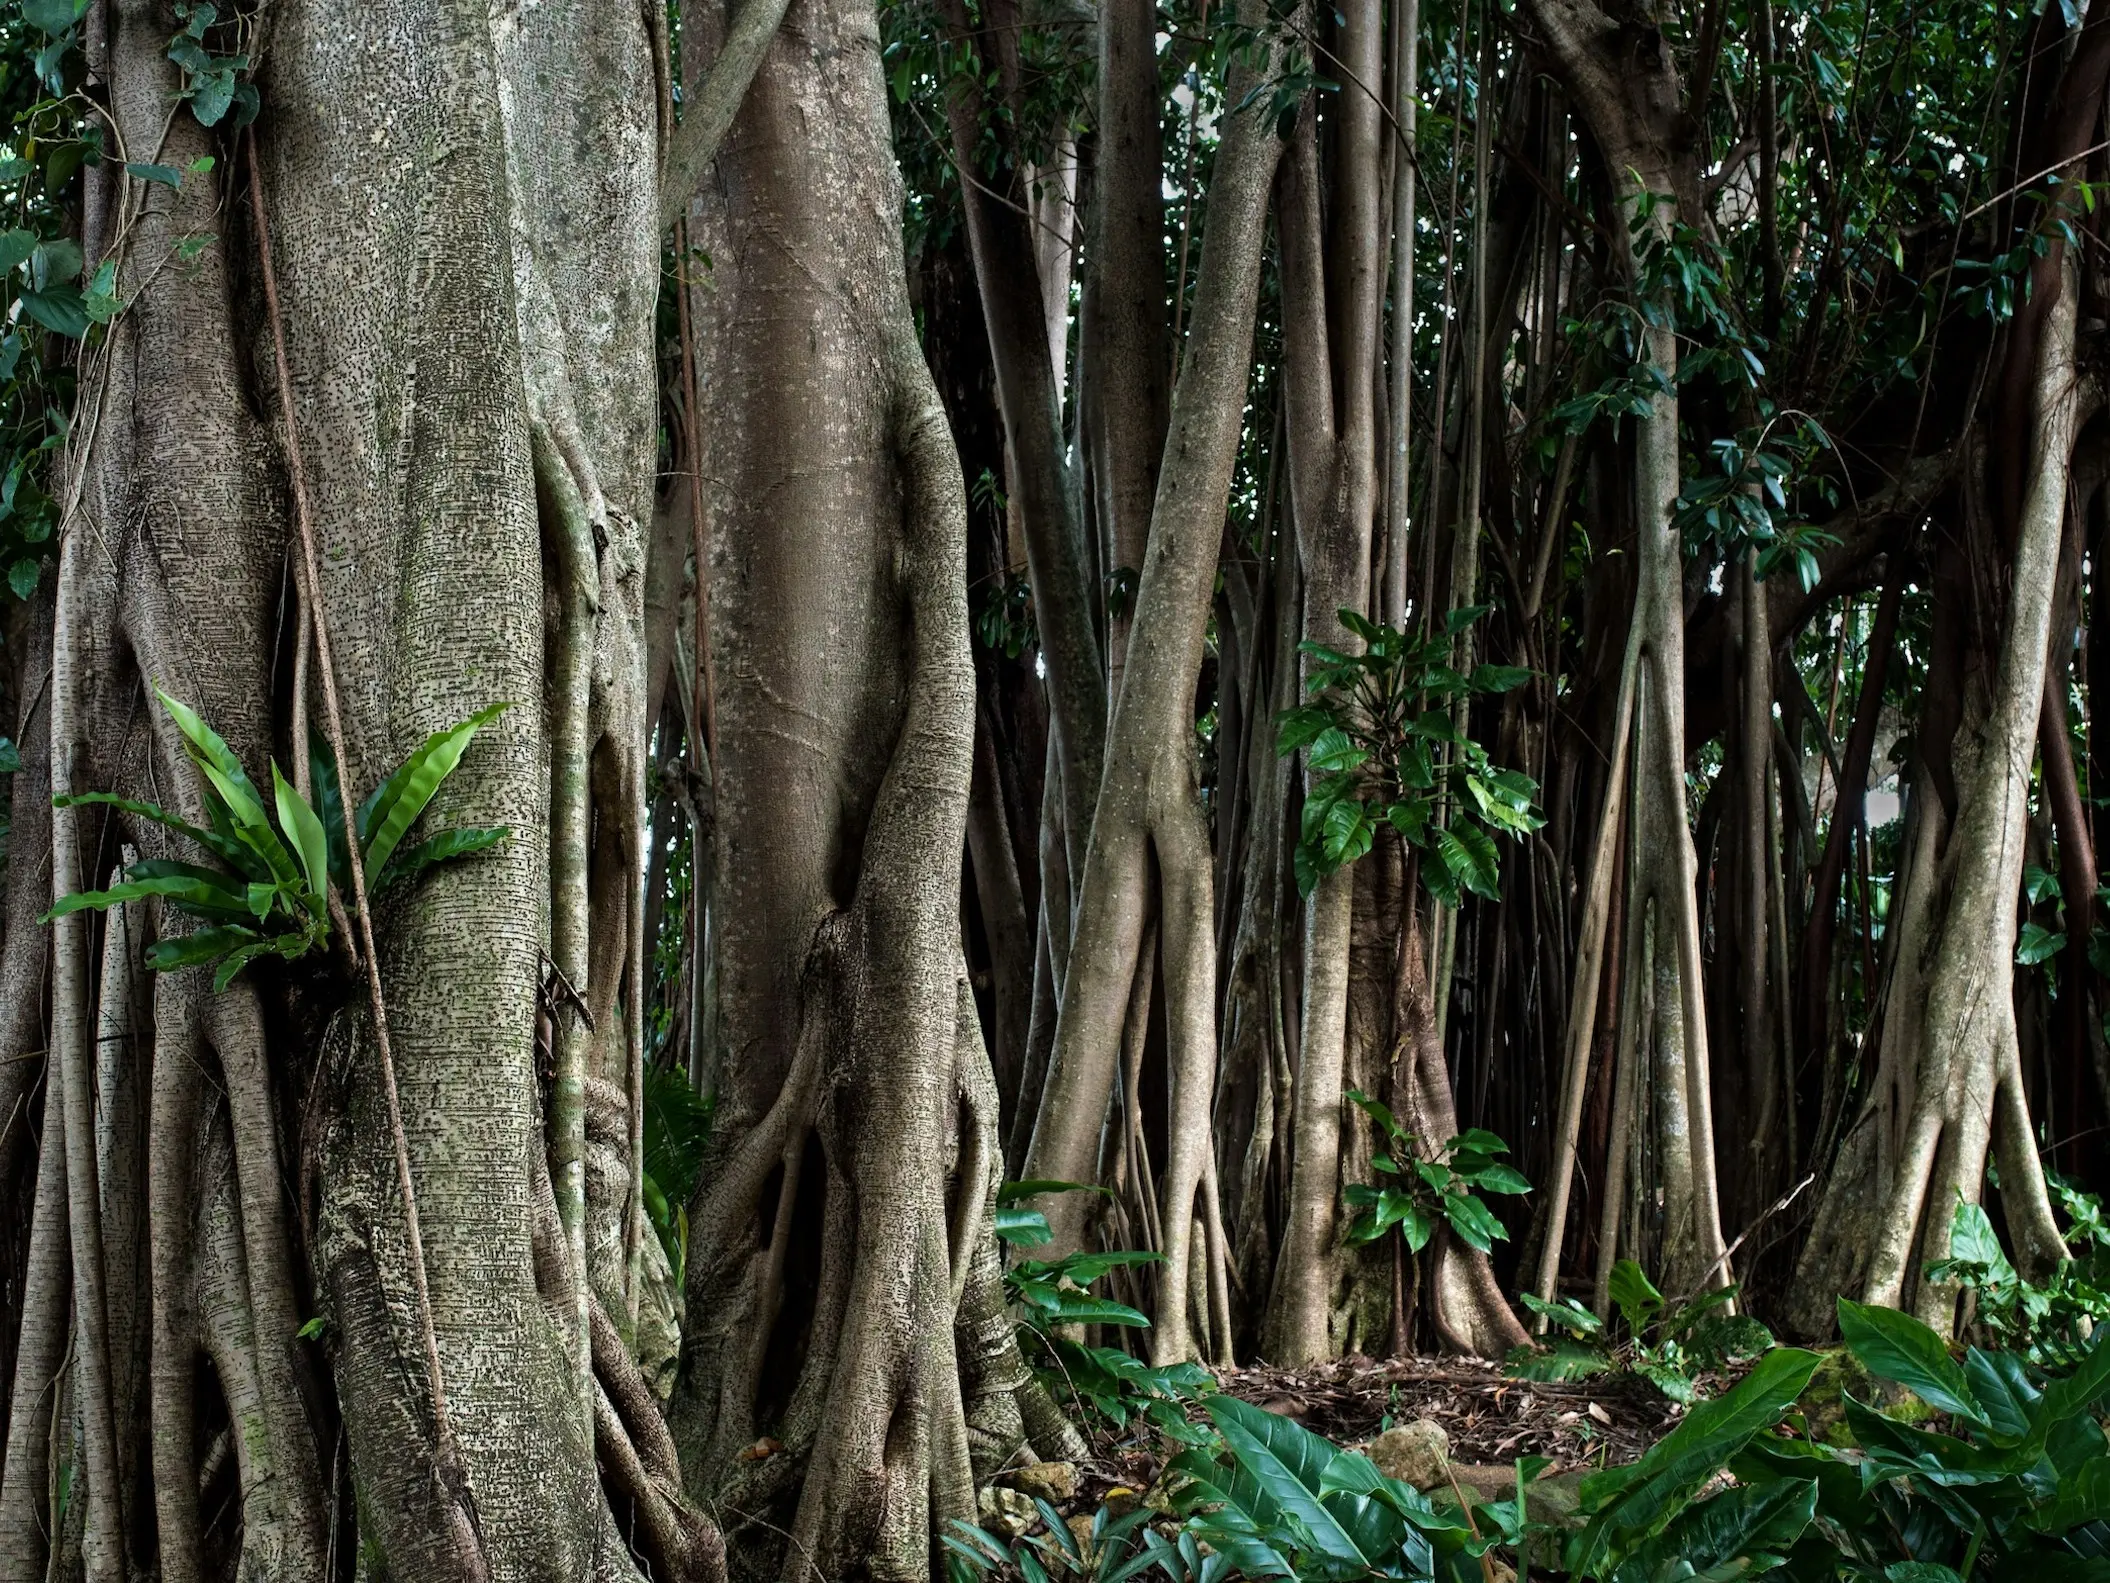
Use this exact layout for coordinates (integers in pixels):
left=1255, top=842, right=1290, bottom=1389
left=669, top=0, right=1056, bottom=1574
left=1795, top=258, right=2083, bottom=1329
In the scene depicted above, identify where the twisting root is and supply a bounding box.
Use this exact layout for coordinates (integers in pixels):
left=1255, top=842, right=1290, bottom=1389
left=49, top=512, right=125, bottom=1583
left=0, top=1055, right=70, bottom=1574
left=148, top=970, right=207, bottom=1583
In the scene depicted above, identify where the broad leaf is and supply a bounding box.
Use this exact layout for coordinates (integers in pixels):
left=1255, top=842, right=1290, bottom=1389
left=1609, top=1478, right=1817, bottom=1583
left=1837, top=1298, right=1986, bottom=1426
left=1568, top=1347, right=1822, bottom=1577
left=1608, top=1259, right=1664, bottom=1335
left=992, top=1207, right=1052, bottom=1247
left=1206, top=1397, right=1374, bottom=1572
left=143, top=924, right=260, bottom=971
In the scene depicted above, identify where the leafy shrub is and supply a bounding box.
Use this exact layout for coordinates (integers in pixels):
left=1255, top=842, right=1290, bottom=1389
left=45, top=688, right=508, bottom=988
left=1926, top=1184, right=2110, bottom=1369
left=1511, top=1258, right=1775, bottom=1403
left=1275, top=607, right=1540, bottom=901
left=1724, top=1299, right=2110, bottom=1576
left=1342, top=1095, right=1527, bottom=1259
left=951, top=1296, right=2110, bottom=1581
left=641, top=1063, right=713, bottom=1281
left=996, top=1179, right=1214, bottom=1440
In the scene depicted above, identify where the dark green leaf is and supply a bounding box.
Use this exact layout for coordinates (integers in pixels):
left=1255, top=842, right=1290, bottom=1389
left=997, top=1179, right=1111, bottom=1205
left=1837, top=1298, right=1986, bottom=1426
left=142, top=924, right=259, bottom=971
left=18, top=287, right=87, bottom=338
left=375, top=825, right=508, bottom=891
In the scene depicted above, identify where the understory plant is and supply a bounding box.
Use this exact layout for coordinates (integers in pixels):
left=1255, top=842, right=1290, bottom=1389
left=1341, top=1094, right=1527, bottom=1261
left=997, top=1179, right=1215, bottom=1440
left=1926, top=1181, right=2110, bottom=1368
left=1510, top=1258, right=1776, bottom=1403
left=44, top=687, right=509, bottom=987
left=953, top=1305, right=2110, bottom=1582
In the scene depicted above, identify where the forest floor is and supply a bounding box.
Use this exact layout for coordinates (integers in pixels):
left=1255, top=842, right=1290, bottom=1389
left=1060, top=1354, right=1691, bottom=1516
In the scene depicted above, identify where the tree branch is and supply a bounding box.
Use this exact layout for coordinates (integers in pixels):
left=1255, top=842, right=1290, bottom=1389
left=658, top=0, right=796, bottom=231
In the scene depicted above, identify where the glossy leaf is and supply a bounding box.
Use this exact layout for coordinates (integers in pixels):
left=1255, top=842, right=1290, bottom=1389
left=356, top=702, right=511, bottom=890
left=1838, top=1297, right=1986, bottom=1426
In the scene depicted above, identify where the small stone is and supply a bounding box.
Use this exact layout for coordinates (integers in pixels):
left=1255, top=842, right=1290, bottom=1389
left=1006, top=1460, right=1077, bottom=1502
left=978, top=1485, right=1038, bottom=1540
left=1369, top=1419, right=1451, bottom=1490
left=1066, top=1513, right=1098, bottom=1564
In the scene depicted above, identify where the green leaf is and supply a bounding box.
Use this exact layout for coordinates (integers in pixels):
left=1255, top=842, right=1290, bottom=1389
left=42, top=871, right=249, bottom=924
left=311, top=733, right=349, bottom=890
left=207, top=932, right=307, bottom=989
left=1837, top=1297, right=1986, bottom=1426
left=356, top=703, right=511, bottom=891
left=1022, top=1291, right=1151, bottom=1327
left=1442, top=1190, right=1508, bottom=1252
left=2031, top=1454, right=2110, bottom=1532
left=1275, top=706, right=1331, bottom=756
left=272, top=761, right=330, bottom=911
left=1461, top=1162, right=1531, bottom=1194
left=0, top=229, right=36, bottom=274
left=1608, top=1259, right=1664, bottom=1335
left=375, top=825, right=508, bottom=891
left=1445, top=603, right=1491, bottom=635
left=296, top=1316, right=326, bottom=1341
left=1519, top=1292, right=1604, bottom=1337
left=23, top=0, right=88, bottom=32
left=189, top=69, right=236, bottom=127
left=155, top=689, right=269, bottom=832
left=1506, top=1336, right=1614, bottom=1381
left=18, top=287, right=87, bottom=338
left=142, top=924, right=260, bottom=971
left=1470, top=663, right=1533, bottom=693
left=8, top=560, right=40, bottom=599
left=1206, top=1398, right=1374, bottom=1572
left=125, top=161, right=181, bottom=188
left=50, top=790, right=262, bottom=878
left=1612, top=1478, right=1817, bottom=1582
left=1568, top=1348, right=1823, bottom=1578
left=993, top=1207, right=1052, bottom=1247
left=1437, top=821, right=1500, bottom=901
left=996, top=1179, right=1111, bottom=1205
left=1307, top=726, right=1368, bottom=774
left=1345, top=1088, right=1402, bottom=1139
left=2017, top=921, right=2067, bottom=966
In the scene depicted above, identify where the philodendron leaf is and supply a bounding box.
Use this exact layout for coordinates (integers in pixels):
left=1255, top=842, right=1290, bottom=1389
left=357, top=702, right=511, bottom=890
left=1568, top=1346, right=1823, bottom=1578
left=1837, top=1298, right=1986, bottom=1427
